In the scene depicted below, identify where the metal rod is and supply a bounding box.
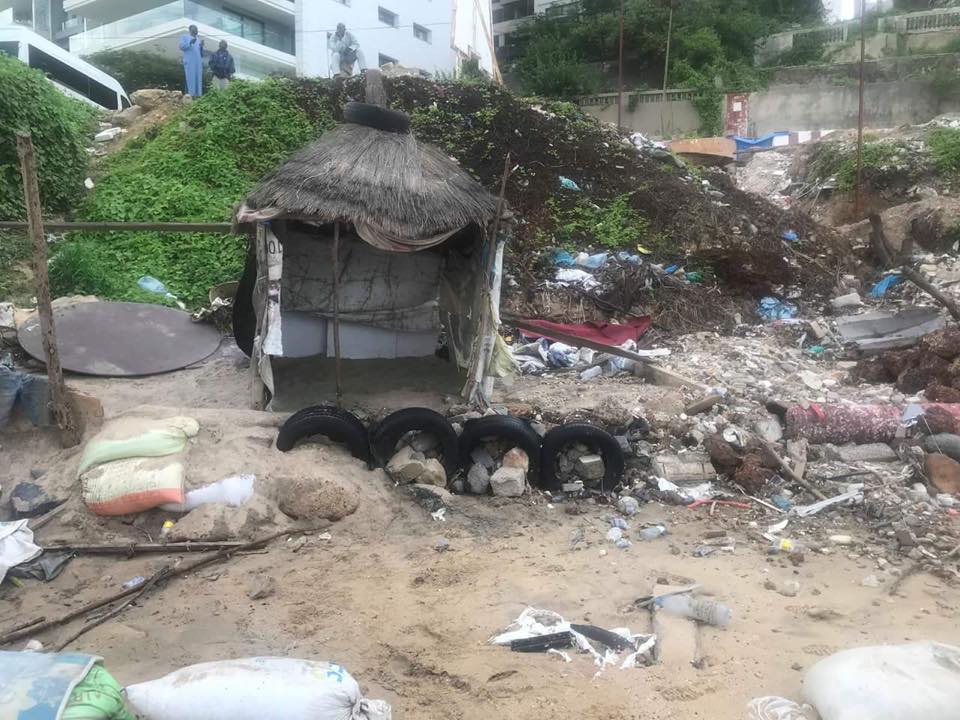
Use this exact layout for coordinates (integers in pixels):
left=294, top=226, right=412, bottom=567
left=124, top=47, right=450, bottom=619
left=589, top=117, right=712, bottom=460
left=16, top=133, right=81, bottom=449
left=660, top=5, right=674, bottom=138
left=0, top=221, right=235, bottom=233
left=331, top=221, right=343, bottom=408
left=617, top=0, right=625, bottom=129
left=854, top=0, right=867, bottom=217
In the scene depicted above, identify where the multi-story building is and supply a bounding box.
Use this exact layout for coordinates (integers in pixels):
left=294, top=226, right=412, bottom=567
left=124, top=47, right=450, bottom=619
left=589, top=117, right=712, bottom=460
left=1, top=0, right=495, bottom=81
left=491, top=0, right=576, bottom=60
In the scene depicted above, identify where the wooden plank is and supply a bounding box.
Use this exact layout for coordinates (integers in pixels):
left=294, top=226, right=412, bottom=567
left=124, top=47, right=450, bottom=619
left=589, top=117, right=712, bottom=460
left=16, top=133, right=81, bottom=449
left=0, top=221, right=235, bottom=233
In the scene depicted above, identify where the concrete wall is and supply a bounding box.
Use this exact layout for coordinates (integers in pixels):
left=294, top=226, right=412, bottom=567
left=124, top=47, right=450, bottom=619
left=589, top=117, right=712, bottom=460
left=579, top=90, right=701, bottom=137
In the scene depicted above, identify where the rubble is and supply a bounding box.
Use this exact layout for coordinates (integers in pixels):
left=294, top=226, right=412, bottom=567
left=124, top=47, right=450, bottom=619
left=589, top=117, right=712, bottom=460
left=491, top=466, right=526, bottom=497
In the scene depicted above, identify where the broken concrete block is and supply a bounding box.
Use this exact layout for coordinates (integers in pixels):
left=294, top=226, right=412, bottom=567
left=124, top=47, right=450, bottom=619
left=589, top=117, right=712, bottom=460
left=470, top=445, right=496, bottom=469
left=94, top=127, right=122, bottom=142
left=502, top=447, right=530, bottom=472
left=417, top=458, right=447, bottom=487
left=386, top=445, right=426, bottom=483
left=830, top=291, right=863, bottom=310
left=925, top=453, right=960, bottom=495
left=490, top=466, right=525, bottom=497
left=825, top=443, right=898, bottom=463
left=576, top=454, right=605, bottom=481
left=652, top=454, right=715, bottom=484
left=467, top=463, right=490, bottom=494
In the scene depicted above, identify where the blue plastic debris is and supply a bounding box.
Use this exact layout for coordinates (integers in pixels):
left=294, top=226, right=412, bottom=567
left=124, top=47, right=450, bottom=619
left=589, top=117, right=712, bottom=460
left=616, top=251, right=642, bottom=265
left=870, top=273, right=904, bottom=298
left=664, top=264, right=680, bottom=274
left=553, top=249, right=575, bottom=267
left=559, top=176, right=581, bottom=191
left=759, top=296, right=798, bottom=321
left=579, top=252, right=609, bottom=269
left=770, top=494, right=792, bottom=511
left=807, top=345, right=826, bottom=355
left=782, top=230, right=799, bottom=242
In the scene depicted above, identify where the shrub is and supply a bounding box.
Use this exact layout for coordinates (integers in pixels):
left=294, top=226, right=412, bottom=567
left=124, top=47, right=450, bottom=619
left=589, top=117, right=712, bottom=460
left=84, top=49, right=196, bottom=93
left=514, top=34, right=600, bottom=98
left=928, top=128, right=960, bottom=174
left=50, top=79, right=334, bottom=307
left=548, top=194, right=650, bottom=249
left=0, top=54, right=96, bottom=219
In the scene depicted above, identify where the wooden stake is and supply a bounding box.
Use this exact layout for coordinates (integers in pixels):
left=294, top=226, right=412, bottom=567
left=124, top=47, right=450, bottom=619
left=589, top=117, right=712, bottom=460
left=759, top=440, right=828, bottom=501
left=16, top=132, right=80, bottom=448
left=331, top=222, right=343, bottom=408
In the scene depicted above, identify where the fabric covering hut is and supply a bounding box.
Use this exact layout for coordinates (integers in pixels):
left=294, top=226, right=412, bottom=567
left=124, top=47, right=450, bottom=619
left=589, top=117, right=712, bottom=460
left=234, top=74, right=508, bottom=410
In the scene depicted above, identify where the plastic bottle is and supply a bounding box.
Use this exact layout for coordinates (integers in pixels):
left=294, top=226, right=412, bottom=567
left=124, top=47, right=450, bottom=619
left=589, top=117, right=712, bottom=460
left=768, top=538, right=803, bottom=555
left=160, top=520, right=175, bottom=541
left=658, top=593, right=731, bottom=627
left=639, top=524, right=667, bottom=541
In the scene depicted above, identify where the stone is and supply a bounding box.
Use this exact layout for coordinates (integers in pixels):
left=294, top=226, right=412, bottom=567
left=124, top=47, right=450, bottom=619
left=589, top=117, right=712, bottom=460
left=830, top=291, right=863, bottom=310
left=895, top=528, right=917, bottom=548
left=502, top=447, right=530, bottom=472
left=130, top=88, right=182, bottom=110
left=94, top=127, right=122, bottom=143
left=275, top=475, right=360, bottom=521
left=247, top=576, right=276, bottom=600
left=798, top=370, right=823, bottom=390
left=806, top=606, right=843, bottom=621
left=29, top=468, right=47, bottom=480
left=576, top=454, right=605, bottom=481
left=830, top=443, right=899, bottom=463
left=466, top=463, right=490, bottom=494
left=10, top=482, right=65, bottom=518
left=490, top=466, right=526, bottom=497
left=469, top=446, right=496, bottom=470
left=778, top=580, right=800, bottom=597
left=386, top=445, right=426, bottom=483
left=418, top=458, right=447, bottom=487
left=925, top=453, right=960, bottom=494
left=110, top=104, right=144, bottom=127
left=753, top=418, right=783, bottom=443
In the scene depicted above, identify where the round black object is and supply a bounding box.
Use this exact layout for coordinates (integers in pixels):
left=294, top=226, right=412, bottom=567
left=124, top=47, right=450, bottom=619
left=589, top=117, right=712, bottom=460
left=458, top=415, right=542, bottom=479
left=343, top=101, right=411, bottom=134
left=539, top=423, right=625, bottom=493
left=276, top=405, right=372, bottom=464
left=371, top=407, right=460, bottom=478
left=233, top=240, right=257, bottom=357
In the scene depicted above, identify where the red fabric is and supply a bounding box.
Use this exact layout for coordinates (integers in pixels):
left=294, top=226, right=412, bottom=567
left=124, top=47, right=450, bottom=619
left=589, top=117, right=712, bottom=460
left=518, top=317, right=652, bottom=347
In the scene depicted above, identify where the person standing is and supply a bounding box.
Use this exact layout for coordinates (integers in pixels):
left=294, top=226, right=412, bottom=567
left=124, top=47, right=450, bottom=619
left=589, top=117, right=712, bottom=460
left=328, top=23, right=366, bottom=77
left=209, top=40, right=236, bottom=90
left=178, top=24, right=204, bottom=97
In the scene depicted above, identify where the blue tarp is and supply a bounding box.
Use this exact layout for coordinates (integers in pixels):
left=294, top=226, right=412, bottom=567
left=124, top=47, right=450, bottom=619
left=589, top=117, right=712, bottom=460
left=731, top=132, right=790, bottom=155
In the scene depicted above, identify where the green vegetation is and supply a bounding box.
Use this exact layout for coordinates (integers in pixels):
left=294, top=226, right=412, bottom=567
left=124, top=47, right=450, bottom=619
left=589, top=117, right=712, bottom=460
left=0, top=231, right=32, bottom=303
left=810, top=140, right=903, bottom=191
left=927, top=128, right=960, bottom=174
left=545, top=194, right=651, bottom=249
left=85, top=49, right=204, bottom=93
left=50, top=80, right=333, bottom=308
left=0, top=54, right=96, bottom=220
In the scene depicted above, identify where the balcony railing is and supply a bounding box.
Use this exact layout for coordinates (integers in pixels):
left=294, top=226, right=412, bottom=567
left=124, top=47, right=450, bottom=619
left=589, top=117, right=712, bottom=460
left=69, top=0, right=294, bottom=56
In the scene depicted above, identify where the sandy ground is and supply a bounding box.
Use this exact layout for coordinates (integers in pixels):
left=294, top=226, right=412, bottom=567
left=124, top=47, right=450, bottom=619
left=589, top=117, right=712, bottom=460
left=2, top=343, right=959, bottom=719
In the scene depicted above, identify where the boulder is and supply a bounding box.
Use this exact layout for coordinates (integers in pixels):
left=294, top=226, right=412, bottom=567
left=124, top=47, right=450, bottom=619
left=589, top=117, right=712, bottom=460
left=110, top=105, right=145, bottom=127
left=490, top=466, right=525, bottom=497
left=275, top=474, right=360, bottom=521
left=466, top=463, right=490, bottom=494
left=386, top=445, right=426, bottom=483
left=130, top=88, right=182, bottom=110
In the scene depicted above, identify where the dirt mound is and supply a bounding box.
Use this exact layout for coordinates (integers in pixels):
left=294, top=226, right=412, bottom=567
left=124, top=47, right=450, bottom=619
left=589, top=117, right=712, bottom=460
left=855, top=329, right=960, bottom=399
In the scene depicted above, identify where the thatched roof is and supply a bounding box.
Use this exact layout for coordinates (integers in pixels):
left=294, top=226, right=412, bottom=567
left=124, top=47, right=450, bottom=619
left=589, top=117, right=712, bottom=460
left=242, top=123, right=500, bottom=240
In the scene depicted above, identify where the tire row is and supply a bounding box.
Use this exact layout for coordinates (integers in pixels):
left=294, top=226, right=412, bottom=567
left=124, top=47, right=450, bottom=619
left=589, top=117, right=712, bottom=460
left=274, top=406, right=626, bottom=492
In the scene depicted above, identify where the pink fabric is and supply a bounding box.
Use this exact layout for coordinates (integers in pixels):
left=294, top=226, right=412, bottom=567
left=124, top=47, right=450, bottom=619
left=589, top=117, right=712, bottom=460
left=518, top=317, right=652, bottom=347
left=785, top=403, right=960, bottom=444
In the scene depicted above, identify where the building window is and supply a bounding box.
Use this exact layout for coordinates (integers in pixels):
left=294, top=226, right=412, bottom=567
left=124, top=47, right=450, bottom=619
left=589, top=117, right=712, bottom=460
left=378, top=53, right=398, bottom=67
left=378, top=6, right=398, bottom=27
left=413, top=23, right=431, bottom=43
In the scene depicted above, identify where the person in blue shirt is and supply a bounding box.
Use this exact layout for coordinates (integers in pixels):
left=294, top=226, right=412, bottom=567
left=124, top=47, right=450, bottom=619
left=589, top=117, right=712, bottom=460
left=178, top=25, right=204, bottom=97
left=209, top=40, right=236, bottom=90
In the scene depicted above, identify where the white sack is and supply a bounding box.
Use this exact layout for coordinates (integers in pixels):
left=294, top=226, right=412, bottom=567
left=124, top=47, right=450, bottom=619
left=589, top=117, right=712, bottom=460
left=0, top=520, right=41, bottom=584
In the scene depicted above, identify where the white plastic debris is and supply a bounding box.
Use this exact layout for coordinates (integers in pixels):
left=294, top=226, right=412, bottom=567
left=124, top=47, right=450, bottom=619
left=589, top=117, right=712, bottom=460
left=792, top=485, right=863, bottom=517
left=490, top=608, right=568, bottom=645
left=746, top=696, right=815, bottom=720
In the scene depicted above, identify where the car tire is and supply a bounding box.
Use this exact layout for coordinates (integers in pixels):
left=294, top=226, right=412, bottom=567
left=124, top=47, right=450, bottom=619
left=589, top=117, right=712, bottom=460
left=233, top=240, right=256, bottom=357
left=371, top=407, right=461, bottom=478
left=458, top=415, right=542, bottom=479
left=343, top=101, right=411, bottom=134
left=276, top=405, right=372, bottom=463
left=539, top=423, right=625, bottom=493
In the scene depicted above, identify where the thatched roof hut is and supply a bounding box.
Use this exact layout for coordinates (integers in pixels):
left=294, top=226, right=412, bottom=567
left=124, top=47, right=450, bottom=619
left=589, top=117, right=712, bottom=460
left=234, top=73, right=509, bottom=410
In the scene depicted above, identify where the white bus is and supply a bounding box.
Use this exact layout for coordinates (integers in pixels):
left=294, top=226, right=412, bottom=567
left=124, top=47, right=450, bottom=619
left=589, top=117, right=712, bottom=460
left=0, top=24, right=128, bottom=110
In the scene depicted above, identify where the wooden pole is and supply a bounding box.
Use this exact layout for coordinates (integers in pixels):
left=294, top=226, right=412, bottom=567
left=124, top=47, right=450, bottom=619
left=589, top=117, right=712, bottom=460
left=16, top=133, right=80, bottom=448
left=660, top=5, right=674, bottom=138
left=617, top=0, right=625, bottom=129
left=854, top=0, right=867, bottom=217
left=331, top=222, right=343, bottom=408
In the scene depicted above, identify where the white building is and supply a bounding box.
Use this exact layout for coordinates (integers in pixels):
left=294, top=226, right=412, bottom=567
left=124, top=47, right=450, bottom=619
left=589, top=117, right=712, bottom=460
left=1, top=0, right=494, bottom=81
left=297, top=0, right=495, bottom=78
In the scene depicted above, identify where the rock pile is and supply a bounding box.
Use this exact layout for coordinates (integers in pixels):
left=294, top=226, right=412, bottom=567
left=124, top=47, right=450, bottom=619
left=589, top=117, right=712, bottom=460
left=385, top=434, right=447, bottom=487
left=460, top=441, right=529, bottom=498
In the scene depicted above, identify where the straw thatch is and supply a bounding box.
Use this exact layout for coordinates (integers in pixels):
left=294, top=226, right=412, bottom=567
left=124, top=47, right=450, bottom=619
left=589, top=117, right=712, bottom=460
left=243, top=123, right=500, bottom=239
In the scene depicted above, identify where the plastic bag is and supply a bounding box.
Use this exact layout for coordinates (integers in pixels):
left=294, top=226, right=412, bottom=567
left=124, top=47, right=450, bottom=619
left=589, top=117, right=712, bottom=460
left=802, top=642, right=960, bottom=720
left=77, top=416, right=199, bottom=476
left=125, top=658, right=391, bottom=720
left=159, top=474, right=255, bottom=513
left=63, top=663, right=135, bottom=720
left=745, top=696, right=814, bottom=720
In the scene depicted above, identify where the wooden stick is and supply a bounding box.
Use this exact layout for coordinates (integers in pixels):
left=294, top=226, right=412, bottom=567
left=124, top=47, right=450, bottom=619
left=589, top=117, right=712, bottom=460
left=45, top=541, right=252, bottom=555
left=0, top=527, right=323, bottom=646
left=28, top=502, right=68, bottom=532
left=759, top=440, right=829, bottom=501
left=56, top=567, right=172, bottom=651
left=684, top=395, right=723, bottom=415
left=870, top=213, right=960, bottom=322
left=331, top=222, right=343, bottom=408
left=16, top=133, right=81, bottom=448
left=3, top=615, right=46, bottom=636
